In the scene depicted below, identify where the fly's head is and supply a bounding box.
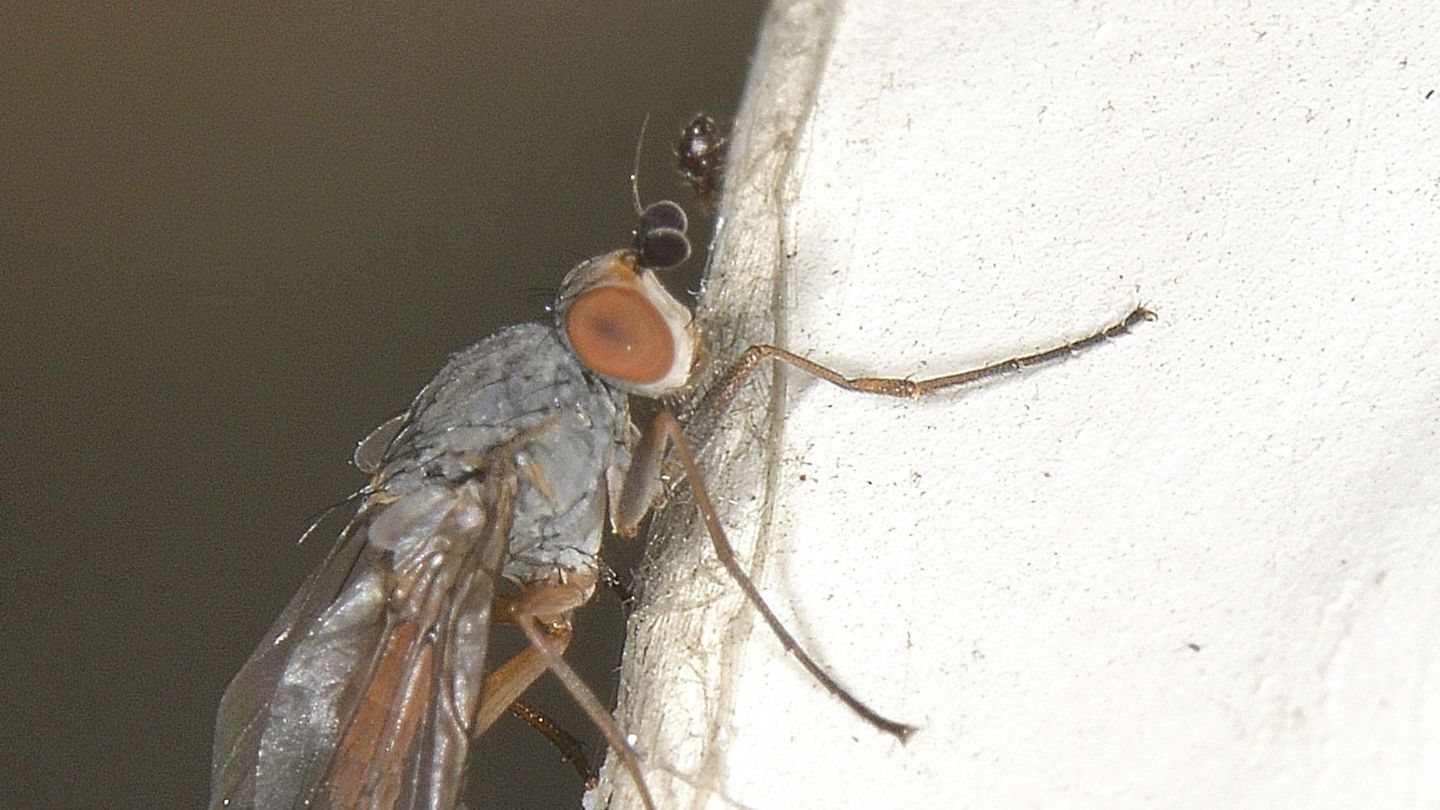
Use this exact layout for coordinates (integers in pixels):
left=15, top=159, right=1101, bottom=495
left=555, top=200, right=701, bottom=399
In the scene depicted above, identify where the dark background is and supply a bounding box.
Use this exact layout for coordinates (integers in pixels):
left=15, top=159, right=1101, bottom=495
left=1, top=4, right=764, bottom=807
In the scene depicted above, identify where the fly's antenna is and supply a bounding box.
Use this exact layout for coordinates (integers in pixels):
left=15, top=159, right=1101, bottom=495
left=630, top=114, right=651, bottom=217
left=627, top=114, right=691, bottom=269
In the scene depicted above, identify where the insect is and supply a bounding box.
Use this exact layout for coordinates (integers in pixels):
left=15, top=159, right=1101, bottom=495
left=211, top=165, right=1152, bottom=809
left=675, top=113, right=727, bottom=210
left=209, top=197, right=694, bottom=810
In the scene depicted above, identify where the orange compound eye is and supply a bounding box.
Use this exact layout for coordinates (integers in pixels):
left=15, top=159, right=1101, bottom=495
left=564, top=285, right=676, bottom=385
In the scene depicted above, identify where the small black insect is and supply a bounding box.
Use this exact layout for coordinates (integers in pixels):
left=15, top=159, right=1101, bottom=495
left=676, top=113, right=728, bottom=211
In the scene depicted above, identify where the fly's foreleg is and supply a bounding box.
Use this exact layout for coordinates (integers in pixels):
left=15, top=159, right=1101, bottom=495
left=682, top=304, right=1155, bottom=452
left=612, top=410, right=675, bottom=537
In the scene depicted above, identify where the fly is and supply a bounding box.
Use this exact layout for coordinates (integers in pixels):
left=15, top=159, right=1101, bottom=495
left=210, top=148, right=1151, bottom=810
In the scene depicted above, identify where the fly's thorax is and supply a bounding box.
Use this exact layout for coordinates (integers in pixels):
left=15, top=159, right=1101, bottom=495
left=500, top=395, right=629, bottom=583
left=554, top=249, right=700, bottom=399
left=357, top=324, right=632, bottom=586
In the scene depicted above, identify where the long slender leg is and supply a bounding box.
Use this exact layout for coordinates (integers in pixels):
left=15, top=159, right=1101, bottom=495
left=616, top=306, right=1154, bottom=534
left=471, top=626, right=568, bottom=738
left=486, top=576, right=659, bottom=810
left=608, top=307, right=1152, bottom=758
left=511, top=611, right=659, bottom=810
left=683, top=305, right=1154, bottom=453
left=636, top=409, right=917, bottom=741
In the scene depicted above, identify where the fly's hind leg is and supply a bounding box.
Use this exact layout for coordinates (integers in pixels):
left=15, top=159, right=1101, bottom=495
left=470, top=610, right=571, bottom=740
left=477, top=574, right=659, bottom=810
left=506, top=698, right=599, bottom=788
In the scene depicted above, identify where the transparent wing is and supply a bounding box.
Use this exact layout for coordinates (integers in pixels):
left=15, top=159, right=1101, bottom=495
left=211, top=471, right=516, bottom=810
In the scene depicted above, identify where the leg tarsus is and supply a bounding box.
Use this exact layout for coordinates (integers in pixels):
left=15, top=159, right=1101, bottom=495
left=507, top=698, right=599, bottom=789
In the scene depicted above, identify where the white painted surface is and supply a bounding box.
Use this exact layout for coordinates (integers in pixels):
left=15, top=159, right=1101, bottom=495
left=599, top=2, right=1440, bottom=808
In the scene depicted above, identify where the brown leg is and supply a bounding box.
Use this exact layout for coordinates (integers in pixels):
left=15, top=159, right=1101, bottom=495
left=642, top=409, right=917, bottom=741
left=507, top=699, right=599, bottom=789
left=613, top=408, right=673, bottom=536
left=606, top=307, right=1153, bottom=769
left=471, top=626, right=568, bottom=737
left=483, top=574, right=659, bottom=810
left=512, top=612, right=658, bottom=810
left=683, top=304, right=1154, bottom=453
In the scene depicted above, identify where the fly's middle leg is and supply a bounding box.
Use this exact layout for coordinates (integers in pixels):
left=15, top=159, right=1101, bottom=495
left=616, top=408, right=918, bottom=741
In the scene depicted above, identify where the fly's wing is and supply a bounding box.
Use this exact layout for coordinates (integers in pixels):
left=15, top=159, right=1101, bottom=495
left=211, top=506, right=378, bottom=806
left=211, top=471, right=517, bottom=810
